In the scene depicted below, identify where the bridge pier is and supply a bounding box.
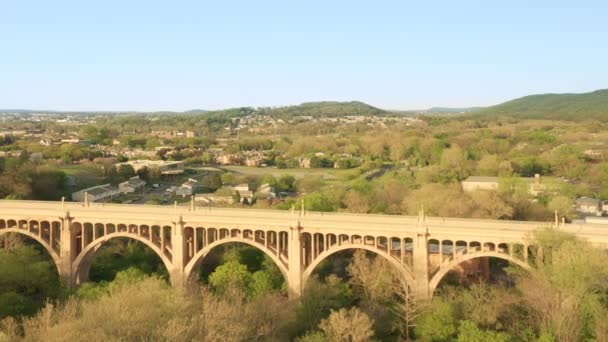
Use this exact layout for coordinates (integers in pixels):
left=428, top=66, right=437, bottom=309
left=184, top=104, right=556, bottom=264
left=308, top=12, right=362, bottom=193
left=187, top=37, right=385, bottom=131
left=287, top=225, right=303, bottom=297
left=170, top=217, right=187, bottom=288
left=59, top=213, right=76, bottom=287
left=412, top=228, right=431, bottom=300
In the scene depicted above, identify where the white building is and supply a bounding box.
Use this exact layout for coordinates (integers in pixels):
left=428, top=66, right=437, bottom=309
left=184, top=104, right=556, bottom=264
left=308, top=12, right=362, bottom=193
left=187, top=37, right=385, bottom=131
left=118, top=176, right=146, bottom=194
left=115, top=160, right=185, bottom=175
left=72, top=184, right=119, bottom=202
left=176, top=179, right=199, bottom=197
left=575, top=197, right=602, bottom=216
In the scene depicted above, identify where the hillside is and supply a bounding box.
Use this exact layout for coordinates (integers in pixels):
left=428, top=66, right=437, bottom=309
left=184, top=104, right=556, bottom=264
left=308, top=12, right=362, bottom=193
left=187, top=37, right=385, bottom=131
left=476, top=89, right=608, bottom=121
left=256, top=101, right=388, bottom=118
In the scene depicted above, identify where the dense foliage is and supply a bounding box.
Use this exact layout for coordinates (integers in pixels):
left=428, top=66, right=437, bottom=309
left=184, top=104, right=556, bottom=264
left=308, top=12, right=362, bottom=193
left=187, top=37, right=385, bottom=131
left=474, top=89, right=608, bottom=121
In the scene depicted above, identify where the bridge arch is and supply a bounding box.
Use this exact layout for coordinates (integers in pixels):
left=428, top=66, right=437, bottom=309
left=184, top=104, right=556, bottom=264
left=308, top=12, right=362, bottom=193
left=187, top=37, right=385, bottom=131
left=71, top=232, right=173, bottom=285
left=0, top=227, right=61, bottom=275
left=428, top=251, right=531, bottom=297
left=184, top=237, right=289, bottom=284
left=301, top=243, right=415, bottom=288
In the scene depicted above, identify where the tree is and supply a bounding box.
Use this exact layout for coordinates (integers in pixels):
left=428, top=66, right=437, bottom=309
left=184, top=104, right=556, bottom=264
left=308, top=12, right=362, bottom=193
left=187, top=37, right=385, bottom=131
left=415, top=300, right=457, bottom=342
left=300, top=192, right=341, bottom=212
left=295, top=275, right=355, bottom=335
left=468, top=190, right=513, bottom=219
left=208, top=261, right=252, bottom=295
left=342, top=191, right=370, bottom=213
left=277, top=175, right=296, bottom=192
left=347, top=250, right=424, bottom=340
left=456, top=321, right=510, bottom=342
left=250, top=270, right=276, bottom=297
left=514, top=229, right=608, bottom=341
left=0, top=235, right=61, bottom=318
left=220, top=172, right=235, bottom=185
left=318, top=307, right=374, bottom=342
left=547, top=195, right=574, bottom=219
left=200, top=173, right=222, bottom=192
left=116, top=164, right=135, bottom=183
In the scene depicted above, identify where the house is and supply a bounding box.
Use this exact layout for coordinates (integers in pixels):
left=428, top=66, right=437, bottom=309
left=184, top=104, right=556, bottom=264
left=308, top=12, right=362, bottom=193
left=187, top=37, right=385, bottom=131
left=575, top=197, right=602, bottom=216
left=176, top=179, right=199, bottom=197
left=29, top=152, right=43, bottom=163
left=584, top=149, right=603, bottom=161
left=233, top=183, right=250, bottom=193
left=72, top=184, right=119, bottom=202
left=298, top=157, right=312, bottom=168
left=197, top=187, right=236, bottom=205
left=256, top=183, right=276, bottom=199
left=216, top=154, right=241, bottom=165
left=461, top=176, right=500, bottom=192
left=118, top=176, right=146, bottom=194
left=245, top=156, right=263, bottom=167
left=237, top=190, right=254, bottom=204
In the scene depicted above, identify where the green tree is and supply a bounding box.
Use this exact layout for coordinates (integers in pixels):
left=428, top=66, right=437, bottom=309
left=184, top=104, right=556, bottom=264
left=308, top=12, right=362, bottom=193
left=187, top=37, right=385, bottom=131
left=415, top=300, right=457, bottom=342
left=295, top=275, right=355, bottom=336
left=456, top=321, right=510, bottom=342
left=208, top=260, right=252, bottom=294
left=0, top=236, right=61, bottom=318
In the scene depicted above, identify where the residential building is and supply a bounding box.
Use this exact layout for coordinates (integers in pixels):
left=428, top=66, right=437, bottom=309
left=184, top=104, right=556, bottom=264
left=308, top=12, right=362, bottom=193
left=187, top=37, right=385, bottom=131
left=575, top=197, right=602, bottom=216
left=176, top=179, right=199, bottom=197
left=118, top=176, right=146, bottom=194
left=298, top=157, right=311, bottom=168
left=256, top=183, right=276, bottom=199
left=245, top=157, right=263, bottom=167
left=216, top=154, right=241, bottom=165
left=29, top=152, right=43, bottom=163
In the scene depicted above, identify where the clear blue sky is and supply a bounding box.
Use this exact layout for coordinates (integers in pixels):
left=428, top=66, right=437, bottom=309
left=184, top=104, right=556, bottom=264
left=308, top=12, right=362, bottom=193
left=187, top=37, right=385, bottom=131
left=1, top=1, right=607, bottom=111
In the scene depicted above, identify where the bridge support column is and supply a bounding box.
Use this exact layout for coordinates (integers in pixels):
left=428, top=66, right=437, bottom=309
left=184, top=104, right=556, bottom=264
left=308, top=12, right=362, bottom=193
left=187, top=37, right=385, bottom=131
left=412, top=230, right=430, bottom=300
left=287, top=225, right=303, bottom=297
left=170, top=217, right=186, bottom=288
left=59, top=213, right=76, bottom=287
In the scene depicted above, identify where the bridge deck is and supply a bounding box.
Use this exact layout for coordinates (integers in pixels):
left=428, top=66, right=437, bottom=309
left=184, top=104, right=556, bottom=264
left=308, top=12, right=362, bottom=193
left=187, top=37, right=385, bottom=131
left=1, top=200, right=608, bottom=245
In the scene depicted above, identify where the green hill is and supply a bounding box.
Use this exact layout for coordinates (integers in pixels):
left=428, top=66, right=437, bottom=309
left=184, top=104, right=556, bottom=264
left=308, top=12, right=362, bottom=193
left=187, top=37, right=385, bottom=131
left=256, top=101, right=388, bottom=118
left=475, top=89, right=608, bottom=121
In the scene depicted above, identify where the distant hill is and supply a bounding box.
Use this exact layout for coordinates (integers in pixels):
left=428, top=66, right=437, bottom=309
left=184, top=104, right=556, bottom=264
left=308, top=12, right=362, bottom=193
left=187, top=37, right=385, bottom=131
left=256, top=101, right=389, bottom=118
left=475, top=89, right=608, bottom=121
left=424, top=107, right=482, bottom=114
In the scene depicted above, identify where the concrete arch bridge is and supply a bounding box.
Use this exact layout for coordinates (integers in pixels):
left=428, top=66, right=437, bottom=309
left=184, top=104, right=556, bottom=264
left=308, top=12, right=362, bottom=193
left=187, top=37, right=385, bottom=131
left=2, top=200, right=608, bottom=299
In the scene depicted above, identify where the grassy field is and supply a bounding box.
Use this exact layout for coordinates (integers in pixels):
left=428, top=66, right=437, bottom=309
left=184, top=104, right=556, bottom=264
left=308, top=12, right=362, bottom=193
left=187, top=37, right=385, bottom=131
left=216, top=165, right=357, bottom=181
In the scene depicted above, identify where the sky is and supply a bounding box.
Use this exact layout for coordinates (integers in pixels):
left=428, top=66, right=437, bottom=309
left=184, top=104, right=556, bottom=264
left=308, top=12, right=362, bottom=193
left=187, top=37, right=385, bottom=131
left=1, top=0, right=607, bottom=111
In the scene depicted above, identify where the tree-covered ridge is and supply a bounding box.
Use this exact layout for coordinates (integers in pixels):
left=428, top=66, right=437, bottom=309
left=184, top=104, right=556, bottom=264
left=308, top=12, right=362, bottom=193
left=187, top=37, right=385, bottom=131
left=475, top=89, right=608, bottom=121
left=255, top=101, right=388, bottom=118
